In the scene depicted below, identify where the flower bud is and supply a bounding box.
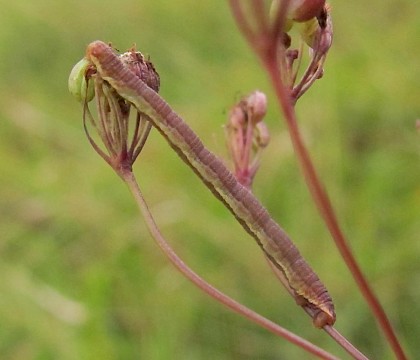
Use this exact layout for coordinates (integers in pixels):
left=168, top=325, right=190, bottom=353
left=289, top=0, right=325, bottom=22
left=68, top=58, right=95, bottom=103
left=298, top=5, right=332, bottom=52
left=247, top=91, right=267, bottom=125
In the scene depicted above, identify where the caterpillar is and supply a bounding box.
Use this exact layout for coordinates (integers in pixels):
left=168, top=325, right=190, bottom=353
left=85, top=41, right=336, bottom=327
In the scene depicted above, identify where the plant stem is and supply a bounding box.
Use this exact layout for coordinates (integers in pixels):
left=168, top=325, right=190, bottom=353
left=228, top=3, right=406, bottom=356
left=263, top=55, right=407, bottom=360
left=267, top=259, right=369, bottom=360
left=120, top=169, right=339, bottom=360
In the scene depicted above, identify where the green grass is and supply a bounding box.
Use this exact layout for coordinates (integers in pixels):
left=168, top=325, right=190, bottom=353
left=0, top=1, right=418, bottom=358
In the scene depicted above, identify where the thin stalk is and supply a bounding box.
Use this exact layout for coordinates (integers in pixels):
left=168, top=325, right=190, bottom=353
left=266, top=259, right=369, bottom=360
left=228, top=3, right=406, bottom=356
left=120, top=169, right=339, bottom=360
left=129, top=112, right=142, bottom=155
left=240, top=115, right=254, bottom=170
left=83, top=105, right=113, bottom=167
left=263, top=55, right=407, bottom=360
left=94, top=80, right=117, bottom=157
left=251, top=0, right=269, bottom=33
left=228, top=0, right=258, bottom=50
left=324, top=327, right=369, bottom=360
left=132, top=116, right=152, bottom=161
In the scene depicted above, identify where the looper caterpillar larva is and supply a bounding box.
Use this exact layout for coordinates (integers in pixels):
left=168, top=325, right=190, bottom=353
left=85, top=41, right=336, bottom=327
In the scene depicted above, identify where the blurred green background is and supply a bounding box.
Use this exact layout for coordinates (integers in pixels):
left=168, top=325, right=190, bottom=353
left=0, top=0, right=418, bottom=359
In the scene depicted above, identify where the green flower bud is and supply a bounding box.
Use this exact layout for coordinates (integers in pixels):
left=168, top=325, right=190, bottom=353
left=68, top=58, right=95, bottom=103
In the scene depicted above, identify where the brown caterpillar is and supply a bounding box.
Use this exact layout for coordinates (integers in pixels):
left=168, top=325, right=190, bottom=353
left=85, top=41, right=336, bottom=327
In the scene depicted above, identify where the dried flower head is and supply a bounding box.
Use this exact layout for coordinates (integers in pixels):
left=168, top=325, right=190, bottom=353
left=266, top=1, right=333, bottom=102
left=119, top=48, right=160, bottom=92
left=68, top=45, right=160, bottom=173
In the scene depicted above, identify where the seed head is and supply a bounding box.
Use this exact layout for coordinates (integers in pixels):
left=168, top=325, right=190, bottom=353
left=226, top=91, right=270, bottom=189
left=120, top=48, right=160, bottom=92
left=68, top=43, right=160, bottom=172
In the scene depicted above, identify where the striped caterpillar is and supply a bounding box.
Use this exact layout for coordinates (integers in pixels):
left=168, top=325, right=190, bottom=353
left=85, top=41, right=336, bottom=328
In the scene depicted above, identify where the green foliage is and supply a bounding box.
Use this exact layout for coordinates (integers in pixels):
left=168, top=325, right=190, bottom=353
left=0, top=0, right=418, bottom=358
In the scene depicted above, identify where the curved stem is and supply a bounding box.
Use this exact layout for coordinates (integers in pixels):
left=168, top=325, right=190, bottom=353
left=228, top=3, right=406, bottom=356
left=263, top=56, right=407, bottom=360
left=120, top=169, right=339, bottom=360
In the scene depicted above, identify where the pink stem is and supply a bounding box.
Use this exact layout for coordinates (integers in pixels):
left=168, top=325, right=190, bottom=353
left=263, top=55, right=407, bottom=360
left=121, top=169, right=339, bottom=360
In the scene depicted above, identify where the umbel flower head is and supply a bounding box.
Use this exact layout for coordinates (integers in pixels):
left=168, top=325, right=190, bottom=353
left=270, top=1, right=333, bottom=103
left=68, top=45, right=160, bottom=173
left=225, top=91, right=270, bottom=189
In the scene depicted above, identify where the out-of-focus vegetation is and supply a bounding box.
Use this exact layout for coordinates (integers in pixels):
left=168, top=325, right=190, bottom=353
left=0, top=1, right=418, bottom=359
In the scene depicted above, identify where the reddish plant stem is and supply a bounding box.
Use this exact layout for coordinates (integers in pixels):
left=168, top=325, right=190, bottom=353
left=266, top=258, right=369, bottom=360
left=229, top=2, right=407, bottom=357
left=263, top=55, right=407, bottom=360
left=120, top=169, right=339, bottom=360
